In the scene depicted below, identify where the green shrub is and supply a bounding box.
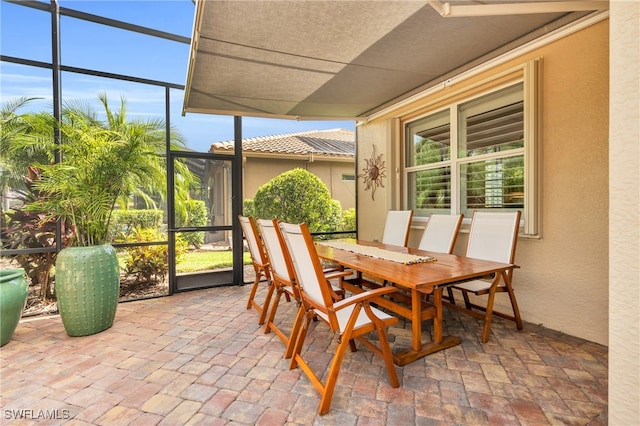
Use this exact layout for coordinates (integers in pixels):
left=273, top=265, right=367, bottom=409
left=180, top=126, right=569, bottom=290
left=177, top=200, right=207, bottom=248
left=342, top=208, right=356, bottom=231
left=110, top=209, right=163, bottom=241
left=252, top=168, right=342, bottom=233
left=242, top=199, right=256, bottom=217
left=123, top=227, right=187, bottom=283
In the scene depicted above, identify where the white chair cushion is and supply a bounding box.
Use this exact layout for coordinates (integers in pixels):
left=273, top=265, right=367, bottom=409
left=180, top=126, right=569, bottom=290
left=418, top=214, right=462, bottom=253
left=381, top=210, right=413, bottom=246
left=453, top=279, right=505, bottom=292
left=466, top=212, right=519, bottom=263
left=315, top=303, right=394, bottom=332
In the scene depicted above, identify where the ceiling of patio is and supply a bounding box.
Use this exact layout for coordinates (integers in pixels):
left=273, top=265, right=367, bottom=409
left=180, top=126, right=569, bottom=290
left=183, top=0, right=607, bottom=121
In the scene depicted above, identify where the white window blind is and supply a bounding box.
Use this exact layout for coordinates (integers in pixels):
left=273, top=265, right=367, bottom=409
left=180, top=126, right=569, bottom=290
left=403, top=59, right=540, bottom=236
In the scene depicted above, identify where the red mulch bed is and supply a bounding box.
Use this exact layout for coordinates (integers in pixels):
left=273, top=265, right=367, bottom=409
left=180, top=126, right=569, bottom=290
left=1, top=257, right=168, bottom=318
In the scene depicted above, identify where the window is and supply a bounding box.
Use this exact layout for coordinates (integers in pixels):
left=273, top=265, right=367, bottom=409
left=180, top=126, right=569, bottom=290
left=342, top=174, right=356, bottom=182
left=406, top=110, right=452, bottom=212
left=404, top=61, right=539, bottom=235
left=458, top=84, right=524, bottom=212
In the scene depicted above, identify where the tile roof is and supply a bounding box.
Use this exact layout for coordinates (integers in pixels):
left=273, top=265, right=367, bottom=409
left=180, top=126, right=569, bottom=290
left=211, top=128, right=355, bottom=158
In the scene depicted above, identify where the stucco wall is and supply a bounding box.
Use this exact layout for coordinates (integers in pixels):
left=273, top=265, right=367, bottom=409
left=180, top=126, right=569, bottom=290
left=307, top=162, right=356, bottom=210
left=243, top=157, right=355, bottom=210
left=357, top=20, right=610, bottom=345
left=356, top=121, right=393, bottom=240
left=608, top=0, right=640, bottom=423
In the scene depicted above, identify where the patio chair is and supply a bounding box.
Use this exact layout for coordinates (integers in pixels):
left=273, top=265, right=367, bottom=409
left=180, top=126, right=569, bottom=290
left=278, top=221, right=400, bottom=415
left=356, top=209, right=412, bottom=289
left=257, top=219, right=349, bottom=358
left=418, top=213, right=464, bottom=303
left=418, top=213, right=464, bottom=254
left=346, top=209, right=414, bottom=294
left=238, top=215, right=273, bottom=325
left=447, top=211, right=523, bottom=343
left=381, top=210, right=413, bottom=247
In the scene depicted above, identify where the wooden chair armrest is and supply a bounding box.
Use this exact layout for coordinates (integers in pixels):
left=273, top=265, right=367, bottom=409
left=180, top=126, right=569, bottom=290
left=329, top=285, right=345, bottom=301
left=325, top=271, right=353, bottom=301
left=324, top=270, right=352, bottom=280
left=332, top=286, right=397, bottom=310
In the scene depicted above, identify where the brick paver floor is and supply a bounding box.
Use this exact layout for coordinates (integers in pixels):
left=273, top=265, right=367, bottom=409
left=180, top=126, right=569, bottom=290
left=0, top=283, right=608, bottom=425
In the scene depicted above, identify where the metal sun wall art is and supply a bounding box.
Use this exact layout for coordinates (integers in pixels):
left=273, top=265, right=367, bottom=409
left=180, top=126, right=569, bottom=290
left=359, top=146, right=386, bottom=201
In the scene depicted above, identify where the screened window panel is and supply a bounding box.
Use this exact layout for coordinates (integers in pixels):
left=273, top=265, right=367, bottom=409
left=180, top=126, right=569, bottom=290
left=0, top=3, right=51, bottom=62
left=60, top=16, right=190, bottom=83
left=173, top=157, right=233, bottom=228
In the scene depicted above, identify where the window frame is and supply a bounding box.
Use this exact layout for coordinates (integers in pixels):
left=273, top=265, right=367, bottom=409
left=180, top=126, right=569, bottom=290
left=402, top=60, right=540, bottom=236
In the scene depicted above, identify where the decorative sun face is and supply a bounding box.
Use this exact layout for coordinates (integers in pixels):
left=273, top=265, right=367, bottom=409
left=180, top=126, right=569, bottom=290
left=358, top=146, right=386, bottom=201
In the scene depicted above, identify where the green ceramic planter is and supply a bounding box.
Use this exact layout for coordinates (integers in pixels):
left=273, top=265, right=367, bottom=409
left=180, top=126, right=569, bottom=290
left=0, top=268, right=29, bottom=347
left=55, top=244, right=120, bottom=337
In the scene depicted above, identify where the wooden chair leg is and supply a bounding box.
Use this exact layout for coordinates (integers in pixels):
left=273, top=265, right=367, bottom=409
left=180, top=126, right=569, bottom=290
left=263, top=286, right=283, bottom=334
left=284, top=303, right=306, bottom=359
left=318, top=334, right=353, bottom=415
left=289, top=309, right=313, bottom=370
left=462, top=290, right=472, bottom=310
left=509, top=292, right=523, bottom=331
left=502, top=275, right=523, bottom=331
left=246, top=270, right=262, bottom=310
left=257, top=278, right=275, bottom=325
left=481, top=282, right=499, bottom=343
left=376, top=326, right=399, bottom=387
left=348, top=339, right=357, bottom=352
left=446, top=287, right=456, bottom=305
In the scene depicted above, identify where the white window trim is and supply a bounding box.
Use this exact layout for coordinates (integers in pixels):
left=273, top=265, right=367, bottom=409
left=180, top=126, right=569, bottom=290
left=402, top=59, right=541, bottom=237
left=523, top=58, right=541, bottom=236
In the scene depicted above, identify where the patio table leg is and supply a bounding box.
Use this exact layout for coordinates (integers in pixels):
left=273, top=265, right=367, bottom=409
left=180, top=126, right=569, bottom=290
left=412, top=287, right=422, bottom=351
left=392, top=287, right=460, bottom=366
left=433, top=287, right=443, bottom=343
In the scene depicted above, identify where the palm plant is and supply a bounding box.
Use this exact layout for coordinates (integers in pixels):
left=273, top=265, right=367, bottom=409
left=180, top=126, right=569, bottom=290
left=1, top=98, right=60, bottom=300
left=29, top=93, right=196, bottom=247
left=1, top=95, right=197, bottom=305
left=2, top=94, right=198, bottom=335
left=0, top=97, right=54, bottom=197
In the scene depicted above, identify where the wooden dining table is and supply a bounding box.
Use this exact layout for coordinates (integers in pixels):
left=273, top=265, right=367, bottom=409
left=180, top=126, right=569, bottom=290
left=315, top=240, right=516, bottom=366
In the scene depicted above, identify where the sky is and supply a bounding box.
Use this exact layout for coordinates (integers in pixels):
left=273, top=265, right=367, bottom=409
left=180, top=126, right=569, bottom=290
left=0, top=0, right=355, bottom=152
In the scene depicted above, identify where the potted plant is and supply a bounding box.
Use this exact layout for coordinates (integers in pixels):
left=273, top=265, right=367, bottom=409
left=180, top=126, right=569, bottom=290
left=0, top=268, right=29, bottom=346
left=25, top=93, right=194, bottom=336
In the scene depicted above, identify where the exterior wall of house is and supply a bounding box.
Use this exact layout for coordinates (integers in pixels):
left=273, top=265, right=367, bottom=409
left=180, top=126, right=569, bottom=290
left=306, top=162, right=356, bottom=211
left=357, top=19, right=610, bottom=345
left=242, top=157, right=356, bottom=210
left=609, top=1, right=640, bottom=423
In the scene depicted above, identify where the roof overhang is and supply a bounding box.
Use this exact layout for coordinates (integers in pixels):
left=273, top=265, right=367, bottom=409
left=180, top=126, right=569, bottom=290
left=183, top=0, right=608, bottom=121
left=212, top=149, right=355, bottom=163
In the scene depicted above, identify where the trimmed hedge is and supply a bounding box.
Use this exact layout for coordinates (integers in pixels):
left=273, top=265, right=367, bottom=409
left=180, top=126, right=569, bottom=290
left=109, top=209, right=163, bottom=242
